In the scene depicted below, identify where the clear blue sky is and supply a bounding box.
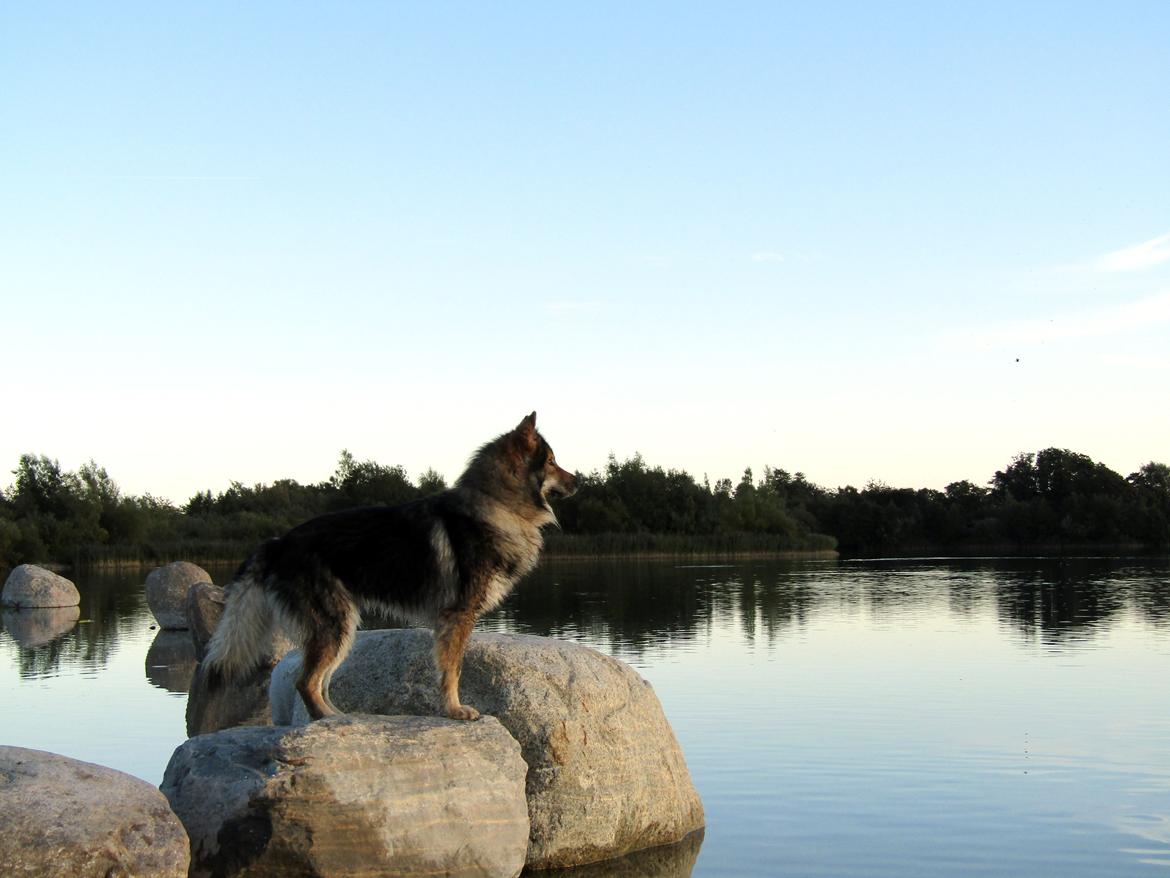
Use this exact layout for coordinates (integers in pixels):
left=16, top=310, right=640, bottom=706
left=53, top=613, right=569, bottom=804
left=3, top=2, right=1168, bottom=504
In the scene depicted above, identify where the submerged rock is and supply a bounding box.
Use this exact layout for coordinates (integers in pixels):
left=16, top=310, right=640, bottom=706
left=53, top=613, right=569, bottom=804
left=270, top=629, right=705, bottom=869
left=145, top=561, right=212, bottom=629
left=1, top=564, right=80, bottom=608
left=2, top=605, right=81, bottom=648
left=0, top=745, right=189, bottom=878
left=162, top=714, right=529, bottom=878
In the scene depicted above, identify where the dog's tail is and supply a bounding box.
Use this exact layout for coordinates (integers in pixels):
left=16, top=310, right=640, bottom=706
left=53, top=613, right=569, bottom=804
left=201, top=554, right=279, bottom=689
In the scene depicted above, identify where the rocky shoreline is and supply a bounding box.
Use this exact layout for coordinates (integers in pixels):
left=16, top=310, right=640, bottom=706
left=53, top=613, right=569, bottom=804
left=0, top=563, right=705, bottom=878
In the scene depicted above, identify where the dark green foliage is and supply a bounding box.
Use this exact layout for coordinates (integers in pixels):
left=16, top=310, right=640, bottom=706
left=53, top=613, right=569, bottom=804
left=1, top=446, right=1168, bottom=568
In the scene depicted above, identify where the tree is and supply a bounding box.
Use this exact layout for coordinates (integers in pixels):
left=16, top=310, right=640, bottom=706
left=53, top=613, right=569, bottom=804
left=330, top=450, right=417, bottom=508
left=417, top=468, right=448, bottom=495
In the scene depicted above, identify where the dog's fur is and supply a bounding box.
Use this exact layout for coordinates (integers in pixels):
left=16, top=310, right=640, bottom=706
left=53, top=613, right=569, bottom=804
left=201, top=412, right=577, bottom=721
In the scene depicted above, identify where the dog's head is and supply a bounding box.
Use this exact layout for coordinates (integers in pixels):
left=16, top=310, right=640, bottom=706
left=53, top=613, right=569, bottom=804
left=459, top=412, right=579, bottom=524
left=511, top=412, right=578, bottom=510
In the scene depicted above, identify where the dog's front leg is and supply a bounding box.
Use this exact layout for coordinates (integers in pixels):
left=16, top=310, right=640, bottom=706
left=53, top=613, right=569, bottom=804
left=434, top=608, right=479, bottom=721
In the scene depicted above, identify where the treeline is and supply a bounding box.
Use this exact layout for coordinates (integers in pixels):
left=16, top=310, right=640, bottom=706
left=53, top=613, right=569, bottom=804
left=1, top=447, right=1168, bottom=568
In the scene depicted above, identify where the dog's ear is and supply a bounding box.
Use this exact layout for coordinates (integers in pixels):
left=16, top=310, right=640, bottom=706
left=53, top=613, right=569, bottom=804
left=514, top=412, right=538, bottom=453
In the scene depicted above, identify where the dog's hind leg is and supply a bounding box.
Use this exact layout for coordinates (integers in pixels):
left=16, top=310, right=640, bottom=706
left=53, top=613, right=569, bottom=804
left=434, top=608, right=479, bottom=721
left=321, top=604, right=359, bottom=714
left=296, top=597, right=359, bottom=720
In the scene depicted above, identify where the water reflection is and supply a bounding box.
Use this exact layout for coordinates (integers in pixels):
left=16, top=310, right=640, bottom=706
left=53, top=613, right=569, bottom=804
left=2, top=558, right=1168, bottom=680
left=145, top=630, right=197, bottom=693
left=530, top=830, right=702, bottom=878
left=486, top=557, right=1170, bottom=657
left=1, top=606, right=80, bottom=648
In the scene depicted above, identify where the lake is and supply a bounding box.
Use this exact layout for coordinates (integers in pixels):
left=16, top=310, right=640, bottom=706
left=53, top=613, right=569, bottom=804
left=2, top=556, right=1169, bottom=876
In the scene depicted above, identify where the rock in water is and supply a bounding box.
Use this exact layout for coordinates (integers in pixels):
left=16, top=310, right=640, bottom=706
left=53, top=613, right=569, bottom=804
left=270, top=629, right=705, bottom=869
left=162, top=714, right=530, bottom=878
left=186, top=580, right=227, bottom=660
left=145, top=561, right=212, bottom=629
left=1, top=564, right=80, bottom=608
left=0, top=746, right=189, bottom=878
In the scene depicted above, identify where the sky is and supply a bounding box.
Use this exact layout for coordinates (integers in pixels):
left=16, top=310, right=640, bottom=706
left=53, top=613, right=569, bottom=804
left=2, top=2, right=1168, bottom=505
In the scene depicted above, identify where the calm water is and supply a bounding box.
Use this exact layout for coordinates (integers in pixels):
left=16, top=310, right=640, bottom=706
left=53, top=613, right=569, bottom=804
left=2, top=556, right=1169, bottom=876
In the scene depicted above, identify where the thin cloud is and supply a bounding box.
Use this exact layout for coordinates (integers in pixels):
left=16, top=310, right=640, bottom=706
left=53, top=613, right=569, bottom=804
left=751, top=251, right=786, bottom=263
left=1094, top=231, right=1170, bottom=272
left=951, top=289, right=1170, bottom=349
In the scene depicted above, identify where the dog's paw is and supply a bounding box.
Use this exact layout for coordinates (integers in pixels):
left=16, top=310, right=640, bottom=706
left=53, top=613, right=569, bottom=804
left=446, top=704, right=481, bottom=721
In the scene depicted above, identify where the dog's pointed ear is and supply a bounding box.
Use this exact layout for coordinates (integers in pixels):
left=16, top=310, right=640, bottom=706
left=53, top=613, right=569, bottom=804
left=514, top=412, right=538, bottom=452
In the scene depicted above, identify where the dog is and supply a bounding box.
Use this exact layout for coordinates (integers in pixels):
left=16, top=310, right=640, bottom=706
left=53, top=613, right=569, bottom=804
left=201, top=412, right=577, bottom=721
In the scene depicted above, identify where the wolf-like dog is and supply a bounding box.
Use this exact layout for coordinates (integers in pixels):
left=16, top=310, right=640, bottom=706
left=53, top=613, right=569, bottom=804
left=201, top=412, right=577, bottom=721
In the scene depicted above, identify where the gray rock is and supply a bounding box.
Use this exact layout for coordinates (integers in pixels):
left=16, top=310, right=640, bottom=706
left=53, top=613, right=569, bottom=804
left=186, top=580, right=226, bottom=660
left=146, top=629, right=198, bottom=693
left=1, top=564, right=80, bottom=608
left=2, top=606, right=80, bottom=648
left=162, top=714, right=529, bottom=878
left=0, top=745, right=190, bottom=878
left=271, top=630, right=705, bottom=869
left=145, top=561, right=212, bottom=629
left=187, top=581, right=294, bottom=663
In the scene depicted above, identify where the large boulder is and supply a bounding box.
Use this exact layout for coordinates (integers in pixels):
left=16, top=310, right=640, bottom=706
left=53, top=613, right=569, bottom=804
left=2, top=606, right=81, bottom=648
left=0, top=745, right=190, bottom=878
left=145, top=561, right=212, bottom=629
left=271, top=630, right=705, bottom=869
left=162, top=714, right=529, bottom=878
left=1, top=564, right=80, bottom=608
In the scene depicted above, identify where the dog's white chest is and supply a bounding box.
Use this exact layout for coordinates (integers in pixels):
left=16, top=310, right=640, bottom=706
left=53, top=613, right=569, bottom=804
left=480, top=574, right=516, bottom=614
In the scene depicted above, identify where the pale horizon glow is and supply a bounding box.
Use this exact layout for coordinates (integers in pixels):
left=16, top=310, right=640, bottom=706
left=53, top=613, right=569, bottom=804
left=1, top=3, right=1168, bottom=506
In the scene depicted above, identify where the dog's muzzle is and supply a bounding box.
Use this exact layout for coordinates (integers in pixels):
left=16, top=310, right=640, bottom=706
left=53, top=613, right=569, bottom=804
left=546, top=469, right=578, bottom=500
